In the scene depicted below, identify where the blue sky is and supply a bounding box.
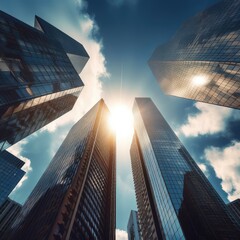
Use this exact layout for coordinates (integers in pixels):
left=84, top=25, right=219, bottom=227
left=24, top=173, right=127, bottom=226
left=2, top=0, right=240, bottom=239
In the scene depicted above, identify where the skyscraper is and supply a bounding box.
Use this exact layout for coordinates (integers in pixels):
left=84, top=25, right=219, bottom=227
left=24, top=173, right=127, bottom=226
left=34, top=16, right=89, bottom=75
left=127, top=210, right=141, bottom=240
left=0, top=151, right=25, bottom=206
left=0, top=198, right=22, bottom=236
left=131, top=134, right=162, bottom=240
left=10, top=99, right=116, bottom=240
left=228, top=199, right=240, bottom=225
left=149, top=0, right=240, bottom=109
left=0, top=10, right=89, bottom=151
left=131, top=98, right=240, bottom=239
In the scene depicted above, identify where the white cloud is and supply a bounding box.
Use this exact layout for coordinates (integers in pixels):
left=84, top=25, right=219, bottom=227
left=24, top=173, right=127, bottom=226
left=181, top=102, right=232, bottom=137
left=204, top=141, right=240, bottom=201
left=7, top=140, right=32, bottom=191
left=116, top=229, right=128, bottom=240
left=198, top=163, right=208, bottom=175
left=41, top=0, right=109, bottom=132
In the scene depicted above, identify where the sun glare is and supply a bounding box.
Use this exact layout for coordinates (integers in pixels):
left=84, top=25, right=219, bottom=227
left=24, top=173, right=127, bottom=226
left=109, top=105, right=134, bottom=138
left=192, top=75, right=208, bottom=86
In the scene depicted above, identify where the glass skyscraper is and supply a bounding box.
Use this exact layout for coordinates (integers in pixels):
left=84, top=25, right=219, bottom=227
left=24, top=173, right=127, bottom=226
left=127, top=210, right=141, bottom=240
left=0, top=11, right=89, bottom=151
left=131, top=98, right=240, bottom=239
left=149, top=0, right=240, bottom=109
left=0, top=198, right=22, bottom=237
left=131, top=134, right=162, bottom=240
left=34, top=16, right=89, bottom=75
left=0, top=151, right=25, bottom=206
left=9, top=99, right=116, bottom=240
left=228, top=199, right=240, bottom=225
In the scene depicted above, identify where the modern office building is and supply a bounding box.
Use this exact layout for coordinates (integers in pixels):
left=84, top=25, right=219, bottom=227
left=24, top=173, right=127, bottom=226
left=0, top=198, right=22, bottom=236
left=131, top=98, right=240, bottom=239
left=0, top=151, right=25, bottom=206
left=35, top=16, right=89, bottom=75
left=228, top=199, right=240, bottom=225
left=10, top=99, right=116, bottom=240
left=149, top=0, right=240, bottom=109
left=0, top=10, right=89, bottom=151
left=131, top=134, right=162, bottom=240
left=127, top=210, right=141, bottom=240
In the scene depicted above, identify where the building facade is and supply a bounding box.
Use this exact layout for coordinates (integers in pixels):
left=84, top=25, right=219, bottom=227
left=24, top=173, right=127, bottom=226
left=228, top=199, right=240, bottom=225
left=0, top=151, right=25, bottom=206
left=0, top=198, right=22, bottom=236
left=130, top=135, right=162, bottom=240
left=0, top=11, right=89, bottom=151
left=10, top=99, right=116, bottom=240
left=131, top=98, right=240, bottom=239
left=127, top=210, right=142, bottom=240
left=149, top=0, right=240, bottom=109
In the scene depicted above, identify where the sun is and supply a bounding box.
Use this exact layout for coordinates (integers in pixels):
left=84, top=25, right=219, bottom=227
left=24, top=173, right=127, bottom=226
left=192, top=75, right=209, bottom=86
left=109, top=104, right=134, bottom=138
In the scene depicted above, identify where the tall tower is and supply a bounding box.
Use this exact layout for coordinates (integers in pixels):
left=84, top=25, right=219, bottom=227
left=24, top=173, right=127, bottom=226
left=149, top=0, right=240, bottom=109
left=0, top=198, right=22, bottom=236
left=227, top=199, right=240, bottom=225
left=0, top=151, right=25, bottom=206
left=0, top=11, right=89, bottom=151
left=127, top=210, right=141, bottom=240
left=131, top=98, right=240, bottom=239
left=10, top=99, right=116, bottom=240
left=131, top=134, right=162, bottom=240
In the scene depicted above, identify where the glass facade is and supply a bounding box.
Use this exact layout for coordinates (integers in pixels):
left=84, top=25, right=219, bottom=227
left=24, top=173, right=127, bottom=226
left=35, top=16, right=89, bottom=74
left=132, top=98, right=240, bottom=239
left=0, top=10, right=89, bottom=151
left=0, top=151, right=25, bottom=206
left=127, top=210, right=142, bottom=240
left=149, top=0, right=240, bottom=109
left=0, top=198, right=22, bottom=237
left=9, top=99, right=116, bottom=240
left=227, top=199, right=240, bottom=225
left=130, top=135, right=162, bottom=240
left=1, top=94, right=78, bottom=147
